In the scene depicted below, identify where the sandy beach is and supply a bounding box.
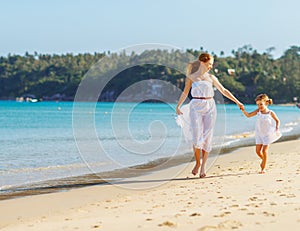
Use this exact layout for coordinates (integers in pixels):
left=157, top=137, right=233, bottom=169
left=0, top=139, right=299, bottom=231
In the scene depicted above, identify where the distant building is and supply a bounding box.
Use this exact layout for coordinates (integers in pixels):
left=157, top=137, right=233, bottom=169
left=227, top=69, right=235, bottom=76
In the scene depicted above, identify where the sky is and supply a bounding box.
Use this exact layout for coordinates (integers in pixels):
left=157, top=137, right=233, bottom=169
left=0, top=0, right=299, bottom=58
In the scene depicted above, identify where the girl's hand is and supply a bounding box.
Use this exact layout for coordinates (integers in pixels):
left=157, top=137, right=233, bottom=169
left=238, top=102, right=244, bottom=111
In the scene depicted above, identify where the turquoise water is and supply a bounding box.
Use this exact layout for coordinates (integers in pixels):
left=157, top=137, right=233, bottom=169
left=0, top=101, right=299, bottom=190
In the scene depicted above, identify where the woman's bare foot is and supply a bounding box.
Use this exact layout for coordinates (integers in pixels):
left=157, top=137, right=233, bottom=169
left=192, top=165, right=200, bottom=176
left=200, top=173, right=206, bottom=178
left=199, top=165, right=206, bottom=178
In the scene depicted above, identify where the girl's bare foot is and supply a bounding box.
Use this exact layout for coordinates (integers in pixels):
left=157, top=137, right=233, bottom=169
left=259, top=169, right=266, bottom=174
left=192, top=165, right=200, bottom=176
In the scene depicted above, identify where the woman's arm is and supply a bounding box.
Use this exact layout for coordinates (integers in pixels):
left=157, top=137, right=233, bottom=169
left=270, top=111, right=280, bottom=130
left=176, top=77, right=192, bottom=115
left=211, top=75, right=244, bottom=110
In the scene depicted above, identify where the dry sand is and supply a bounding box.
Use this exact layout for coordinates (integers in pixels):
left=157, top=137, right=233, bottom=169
left=0, top=139, right=299, bottom=231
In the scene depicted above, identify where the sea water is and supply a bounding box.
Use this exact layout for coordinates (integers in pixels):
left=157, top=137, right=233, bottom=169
left=0, top=101, right=299, bottom=191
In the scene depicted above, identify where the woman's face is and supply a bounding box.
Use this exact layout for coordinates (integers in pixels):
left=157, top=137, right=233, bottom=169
left=203, top=58, right=214, bottom=72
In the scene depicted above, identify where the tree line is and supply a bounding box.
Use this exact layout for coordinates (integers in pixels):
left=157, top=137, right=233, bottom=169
left=0, top=45, right=299, bottom=104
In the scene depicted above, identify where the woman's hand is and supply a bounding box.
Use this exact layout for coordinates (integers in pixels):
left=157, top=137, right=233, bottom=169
left=176, top=106, right=182, bottom=115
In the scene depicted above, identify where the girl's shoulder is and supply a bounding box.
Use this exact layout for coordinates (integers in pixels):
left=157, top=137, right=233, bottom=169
left=253, top=108, right=259, bottom=115
left=266, top=109, right=275, bottom=114
left=269, top=110, right=278, bottom=116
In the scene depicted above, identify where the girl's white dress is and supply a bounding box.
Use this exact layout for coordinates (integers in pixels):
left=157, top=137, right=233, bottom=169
left=176, top=81, right=216, bottom=152
left=255, top=110, right=282, bottom=145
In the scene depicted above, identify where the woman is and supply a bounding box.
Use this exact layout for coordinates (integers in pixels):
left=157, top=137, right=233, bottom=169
left=176, top=53, right=244, bottom=178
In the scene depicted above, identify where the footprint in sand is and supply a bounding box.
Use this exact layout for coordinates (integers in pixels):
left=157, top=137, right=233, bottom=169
left=158, top=221, right=177, bottom=227
left=245, top=203, right=260, bottom=208
left=190, top=212, right=201, bottom=217
left=248, top=196, right=258, bottom=201
left=286, top=194, right=296, bottom=198
left=262, top=211, right=275, bottom=217
left=198, top=225, right=217, bottom=231
left=218, top=220, right=243, bottom=229
left=198, top=220, right=242, bottom=231
left=213, top=211, right=231, bottom=217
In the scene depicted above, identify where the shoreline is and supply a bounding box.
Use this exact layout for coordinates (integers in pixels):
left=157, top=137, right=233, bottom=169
left=1, top=99, right=299, bottom=105
left=0, top=139, right=299, bottom=230
left=1, top=133, right=299, bottom=201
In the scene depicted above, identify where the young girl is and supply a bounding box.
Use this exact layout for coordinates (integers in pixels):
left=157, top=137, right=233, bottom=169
left=242, top=94, right=281, bottom=173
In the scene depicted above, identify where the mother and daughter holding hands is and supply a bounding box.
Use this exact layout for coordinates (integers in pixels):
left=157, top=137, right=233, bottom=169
left=176, top=53, right=281, bottom=177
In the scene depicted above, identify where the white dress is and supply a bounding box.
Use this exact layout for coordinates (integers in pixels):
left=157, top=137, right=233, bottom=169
left=176, top=81, right=216, bottom=152
left=255, top=110, right=282, bottom=145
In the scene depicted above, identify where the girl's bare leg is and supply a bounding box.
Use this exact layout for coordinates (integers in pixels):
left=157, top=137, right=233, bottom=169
left=200, top=149, right=209, bottom=178
left=259, top=145, right=269, bottom=173
left=255, top=144, right=263, bottom=159
left=192, top=146, right=201, bottom=175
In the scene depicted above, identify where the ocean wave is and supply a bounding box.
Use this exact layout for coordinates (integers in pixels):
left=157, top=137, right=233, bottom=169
left=0, top=162, right=110, bottom=174
left=285, top=121, right=298, bottom=127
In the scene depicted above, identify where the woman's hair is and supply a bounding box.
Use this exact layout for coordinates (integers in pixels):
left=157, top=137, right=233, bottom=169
left=198, top=53, right=212, bottom=63
left=255, top=93, right=273, bottom=105
left=186, top=53, right=213, bottom=76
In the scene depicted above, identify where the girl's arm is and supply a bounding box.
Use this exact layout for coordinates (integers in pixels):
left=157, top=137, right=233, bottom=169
left=270, top=111, right=280, bottom=130
left=176, top=77, right=192, bottom=115
left=242, top=108, right=259, bottom=118
left=211, top=75, right=244, bottom=110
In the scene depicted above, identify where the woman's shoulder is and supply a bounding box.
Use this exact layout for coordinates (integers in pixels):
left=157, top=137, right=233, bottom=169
left=208, top=74, right=218, bottom=83
left=209, top=74, right=217, bottom=80
left=188, top=73, right=215, bottom=83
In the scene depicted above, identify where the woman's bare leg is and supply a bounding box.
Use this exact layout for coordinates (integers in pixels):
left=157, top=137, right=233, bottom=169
left=192, top=146, right=201, bottom=175
left=200, top=149, right=209, bottom=178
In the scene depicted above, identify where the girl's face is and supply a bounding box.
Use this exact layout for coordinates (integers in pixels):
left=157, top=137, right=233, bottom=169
left=256, top=100, right=268, bottom=111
